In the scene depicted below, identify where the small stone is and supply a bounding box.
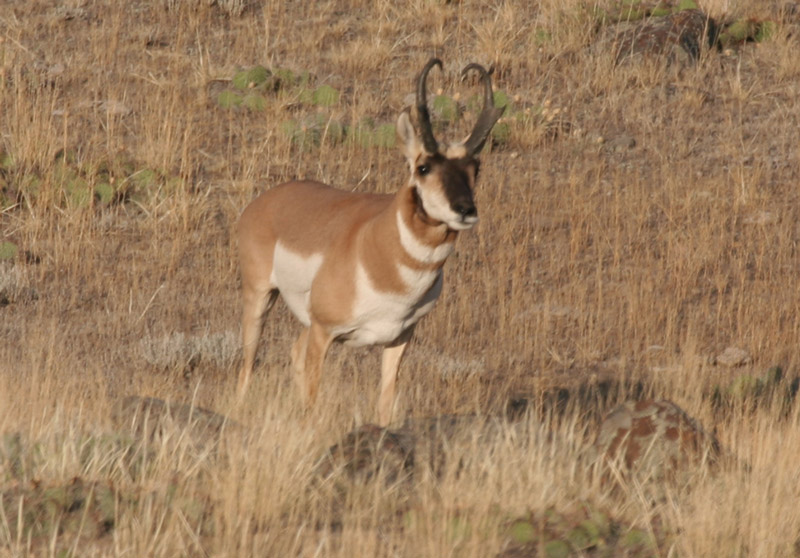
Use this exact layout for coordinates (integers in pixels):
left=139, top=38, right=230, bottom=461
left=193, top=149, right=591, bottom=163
left=742, top=211, right=778, bottom=225
left=715, top=346, right=752, bottom=367
left=99, top=100, right=132, bottom=116
left=48, top=63, right=66, bottom=76
left=606, top=134, right=636, bottom=152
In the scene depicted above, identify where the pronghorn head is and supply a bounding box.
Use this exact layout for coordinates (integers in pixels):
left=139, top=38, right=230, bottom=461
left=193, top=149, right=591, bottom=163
left=397, top=58, right=505, bottom=231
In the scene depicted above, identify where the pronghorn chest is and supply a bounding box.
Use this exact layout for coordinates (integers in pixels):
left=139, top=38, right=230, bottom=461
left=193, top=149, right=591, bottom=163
left=337, top=261, right=444, bottom=347
left=334, top=214, right=454, bottom=347
left=272, top=206, right=455, bottom=346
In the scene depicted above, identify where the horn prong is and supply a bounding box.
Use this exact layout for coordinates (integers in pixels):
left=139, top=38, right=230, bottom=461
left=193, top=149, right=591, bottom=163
left=415, top=58, right=443, bottom=154
left=461, top=63, right=505, bottom=156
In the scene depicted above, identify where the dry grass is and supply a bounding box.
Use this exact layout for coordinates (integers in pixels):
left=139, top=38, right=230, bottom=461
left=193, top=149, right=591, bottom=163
left=2, top=0, right=800, bottom=555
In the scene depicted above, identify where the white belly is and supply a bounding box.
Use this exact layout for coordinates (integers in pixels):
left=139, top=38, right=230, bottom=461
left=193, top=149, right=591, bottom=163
left=270, top=241, right=323, bottom=326
left=335, top=262, right=443, bottom=347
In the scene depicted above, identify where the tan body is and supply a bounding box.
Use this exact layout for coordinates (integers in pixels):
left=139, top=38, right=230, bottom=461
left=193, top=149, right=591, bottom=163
left=235, top=58, right=503, bottom=426
left=238, top=180, right=458, bottom=424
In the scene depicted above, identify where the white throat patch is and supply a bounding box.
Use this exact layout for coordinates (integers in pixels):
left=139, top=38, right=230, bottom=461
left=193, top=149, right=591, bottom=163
left=396, top=211, right=454, bottom=264
left=414, top=185, right=458, bottom=227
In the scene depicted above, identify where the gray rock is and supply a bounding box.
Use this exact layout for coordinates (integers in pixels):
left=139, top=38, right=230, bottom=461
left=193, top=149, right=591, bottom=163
left=111, top=395, right=246, bottom=452
left=591, top=399, right=720, bottom=482
left=715, top=346, right=752, bottom=367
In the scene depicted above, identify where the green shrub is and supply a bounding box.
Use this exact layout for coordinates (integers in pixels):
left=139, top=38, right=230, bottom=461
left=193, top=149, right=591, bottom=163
left=492, top=90, right=511, bottom=110
left=242, top=93, right=267, bottom=111
left=0, top=241, right=18, bottom=261
left=311, top=84, right=340, bottom=107
left=491, top=121, right=511, bottom=145
left=217, top=90, right=242, bottom=109
left=232, top=65, right=271, bottom=90
left=372, top=124, right=396, bottom=148
left=509, top=520, right=536, bottom=544
left=94, top=182, right=115, bottom=204
left=432, top=95, right=459, bottom=122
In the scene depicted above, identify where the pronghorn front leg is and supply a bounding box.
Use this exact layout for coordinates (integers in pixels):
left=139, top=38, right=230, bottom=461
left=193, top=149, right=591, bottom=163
left=292, top=321, right=333, bottom=411
left=378, top=326, right=415, bottom=427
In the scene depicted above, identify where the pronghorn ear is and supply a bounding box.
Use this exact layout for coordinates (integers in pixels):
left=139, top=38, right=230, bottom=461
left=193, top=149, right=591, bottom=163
left=397, top=110, right=424, bottom=162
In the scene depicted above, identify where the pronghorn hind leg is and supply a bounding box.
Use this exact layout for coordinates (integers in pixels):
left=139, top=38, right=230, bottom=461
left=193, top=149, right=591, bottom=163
left=290, top=327, right=309, bottom=398
left=292, top=321, right=333, bottom=411
left=378, top=326, right=415, bottom=427
left=238, top=287, right=279, bottom=397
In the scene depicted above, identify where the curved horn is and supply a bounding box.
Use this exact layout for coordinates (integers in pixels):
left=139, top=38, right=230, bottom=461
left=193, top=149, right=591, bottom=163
left=416, top=58, right=443, bottom=154
left=461, top=63, right=506, bottom=155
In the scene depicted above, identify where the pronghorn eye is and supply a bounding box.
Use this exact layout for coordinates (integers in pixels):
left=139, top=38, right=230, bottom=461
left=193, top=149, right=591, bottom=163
left=417, top=164, right=430, bottom=176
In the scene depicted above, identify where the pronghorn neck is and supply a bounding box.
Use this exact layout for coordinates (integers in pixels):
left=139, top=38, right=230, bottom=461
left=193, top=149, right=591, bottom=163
left=410, top=186, right=444, bottom=228
left=352, top=183, right=455, bottom=310
left=393, top=184, right=457, bottom=265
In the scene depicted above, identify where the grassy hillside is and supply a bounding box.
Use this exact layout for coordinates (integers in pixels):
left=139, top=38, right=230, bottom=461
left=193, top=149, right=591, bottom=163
left=1, top=0, right=800, bottom=555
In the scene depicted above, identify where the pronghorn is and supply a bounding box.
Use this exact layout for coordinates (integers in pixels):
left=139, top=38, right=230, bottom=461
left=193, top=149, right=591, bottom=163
left=237, top=58, right=504, bottom=425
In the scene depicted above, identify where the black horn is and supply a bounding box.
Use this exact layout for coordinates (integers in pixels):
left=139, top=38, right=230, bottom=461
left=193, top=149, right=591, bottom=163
left=461, top=63, right=505, bottom=156
left=416, top=57, right=443, bottom=154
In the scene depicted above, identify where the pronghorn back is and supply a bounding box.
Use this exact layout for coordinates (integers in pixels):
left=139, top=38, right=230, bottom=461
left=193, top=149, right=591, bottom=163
left=238, top=180, right=392, bottom=259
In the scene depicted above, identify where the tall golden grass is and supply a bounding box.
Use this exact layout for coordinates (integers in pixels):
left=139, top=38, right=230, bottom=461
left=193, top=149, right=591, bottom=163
left=1, top=0, right=800, bottom=555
